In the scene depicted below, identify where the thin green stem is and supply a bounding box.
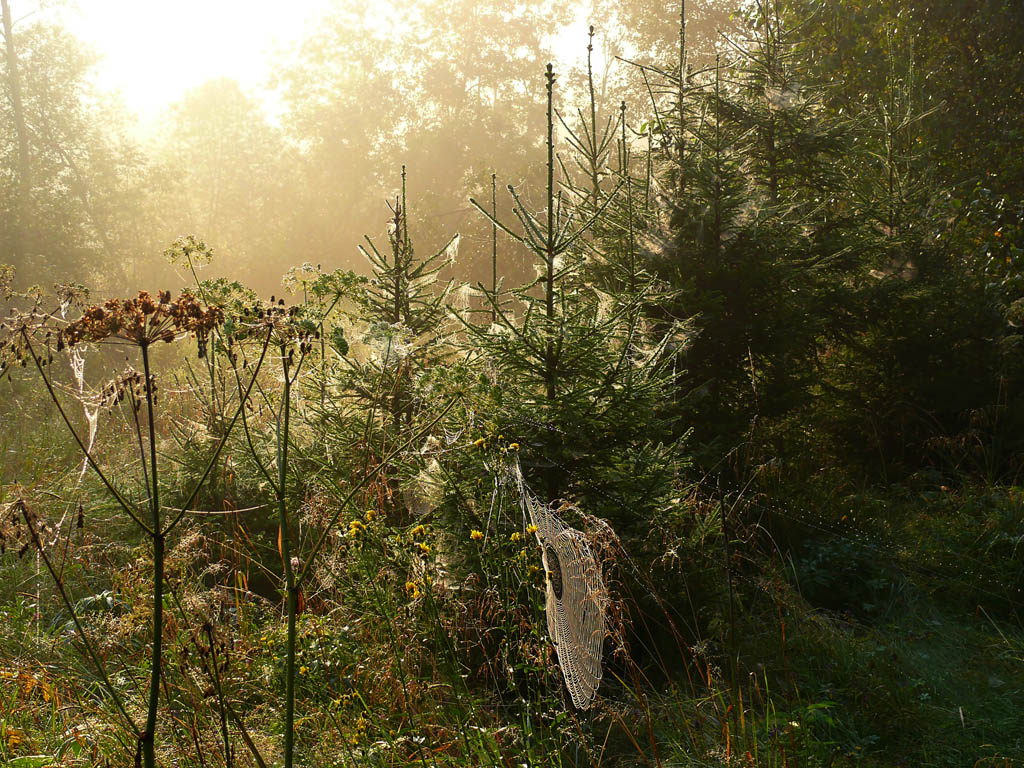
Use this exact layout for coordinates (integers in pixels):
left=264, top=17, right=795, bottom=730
left=140, top=341, right=163, bottom=768
left=492, top=172, right=498, bottom=324
left=128, top=388, right=152, bottom=501
left=587, top=26, right=601, bottom=208
left=544, top=64, right=561, bottom=501
left=621, top=101, right=637, bottom=294
left=678, top=0, right=687, bottom=193
left=277, top=347, right=298, bottom=768
left=205, top=623, right=233, bottom=768
left=230, top=356, right=279, bottom=494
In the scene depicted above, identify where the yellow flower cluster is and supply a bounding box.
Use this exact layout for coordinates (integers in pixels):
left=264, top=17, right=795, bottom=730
left=526, top=523, right=538, bottom=535
left=405, top=580, right=423, bottom=599
left=416, top=542, right=431, bottom=556
left=410, top=524, right=426, bottom=539
left=474, top=433, right=522, bottom=454
left=364, top=509, right=376, bottom=522
left=348, top=519, right=366, bottom=537
left=348, top=714, right=367, bottom=746
left=470, top=529, right=484, bottom=541
left=4, top=726, right=25, bottom=749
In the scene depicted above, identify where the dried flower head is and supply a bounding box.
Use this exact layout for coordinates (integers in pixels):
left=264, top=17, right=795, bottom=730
left=97, top=367, right=150, bottom=411
left=58, top=290, right=223, bottom=357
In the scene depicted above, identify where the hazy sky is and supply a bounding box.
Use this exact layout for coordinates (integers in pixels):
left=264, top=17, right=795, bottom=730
left=38, top=0, right=589, bottom=124
left=51, top=0, right=334, bottom=119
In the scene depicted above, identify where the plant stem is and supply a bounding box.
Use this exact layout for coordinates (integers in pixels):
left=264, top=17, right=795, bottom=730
left=544, top=64, right=559, bottom=500
left=141, top=341, right=163, bottom=768
left=721, top=496, right=738, bottom=700
left=205, top=623, right=234, bottom=768
left=491, top=172, right=498, bottom=323
left=587, top=26, right=601, bottom=208
left=1, top=0, right=30, bottom=263
left=678, top=0, right=686, bottom=191
left=713, top=54, right=723, bottom=259
left=278, top=348, right=298, bottom=768
left=621, top=101, right=636, bottom=294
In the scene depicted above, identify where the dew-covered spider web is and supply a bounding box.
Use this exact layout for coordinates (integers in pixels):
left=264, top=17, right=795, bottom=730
left=507, top=459, right=608, bottom=710
left=70, top=347, right=99, bottom=484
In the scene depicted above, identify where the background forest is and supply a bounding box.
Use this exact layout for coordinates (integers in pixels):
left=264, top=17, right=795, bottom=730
left=1, top=0, right=1023, bottom=766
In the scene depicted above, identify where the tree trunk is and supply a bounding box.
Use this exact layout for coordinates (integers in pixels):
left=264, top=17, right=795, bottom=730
left=1, top=0, right=31, bottom=262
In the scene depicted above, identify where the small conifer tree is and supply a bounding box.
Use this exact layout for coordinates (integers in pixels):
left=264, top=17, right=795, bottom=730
left=465, top=64, right=685, bottom=533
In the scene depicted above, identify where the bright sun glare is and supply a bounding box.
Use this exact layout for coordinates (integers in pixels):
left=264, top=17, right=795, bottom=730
left=44, top=0, right=585, bottom=125
left=51, top=0, right=333, bottom=120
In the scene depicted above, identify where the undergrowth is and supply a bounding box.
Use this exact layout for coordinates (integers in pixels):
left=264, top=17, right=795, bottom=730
left=2, top=5, right=1023, bottom=766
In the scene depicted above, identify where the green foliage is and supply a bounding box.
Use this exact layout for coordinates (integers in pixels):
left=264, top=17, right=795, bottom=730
left=4, top=1, right=1024, bottom=766
left=0, top=18, right=165, bottom=288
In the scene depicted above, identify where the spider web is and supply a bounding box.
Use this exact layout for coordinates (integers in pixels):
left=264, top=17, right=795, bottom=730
left=70, top=347, right=99, bottom=483
left=508, top=459, right=607, bottom=710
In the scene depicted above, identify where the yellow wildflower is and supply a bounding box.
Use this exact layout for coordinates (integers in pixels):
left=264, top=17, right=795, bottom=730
left=509, top=531, right=522, bottom=543
left=416, top=542, right=431, bottom=555
left=509, top=442, right=520, bottom=451
left=348, top=714, right=368, bottom=746
left=526, top=523, right=538, bottom=534
left=473, top=437, right=487, bottom=448
left=410, top=524, right=426, bottom=539
left=470, top=529, right=484, bottom=541
left=299, top=665, right=308, bottom=675
left=348, top=519, right=366, bottom=537
left=364, top=509, right=376, bottom=522
left=4, top=727, right=25, bottom=748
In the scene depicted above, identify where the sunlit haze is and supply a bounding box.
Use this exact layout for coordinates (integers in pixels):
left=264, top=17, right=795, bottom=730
left=55, top=0, right=334, bottom=120
left=48, top=0, right=585, bottom=124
